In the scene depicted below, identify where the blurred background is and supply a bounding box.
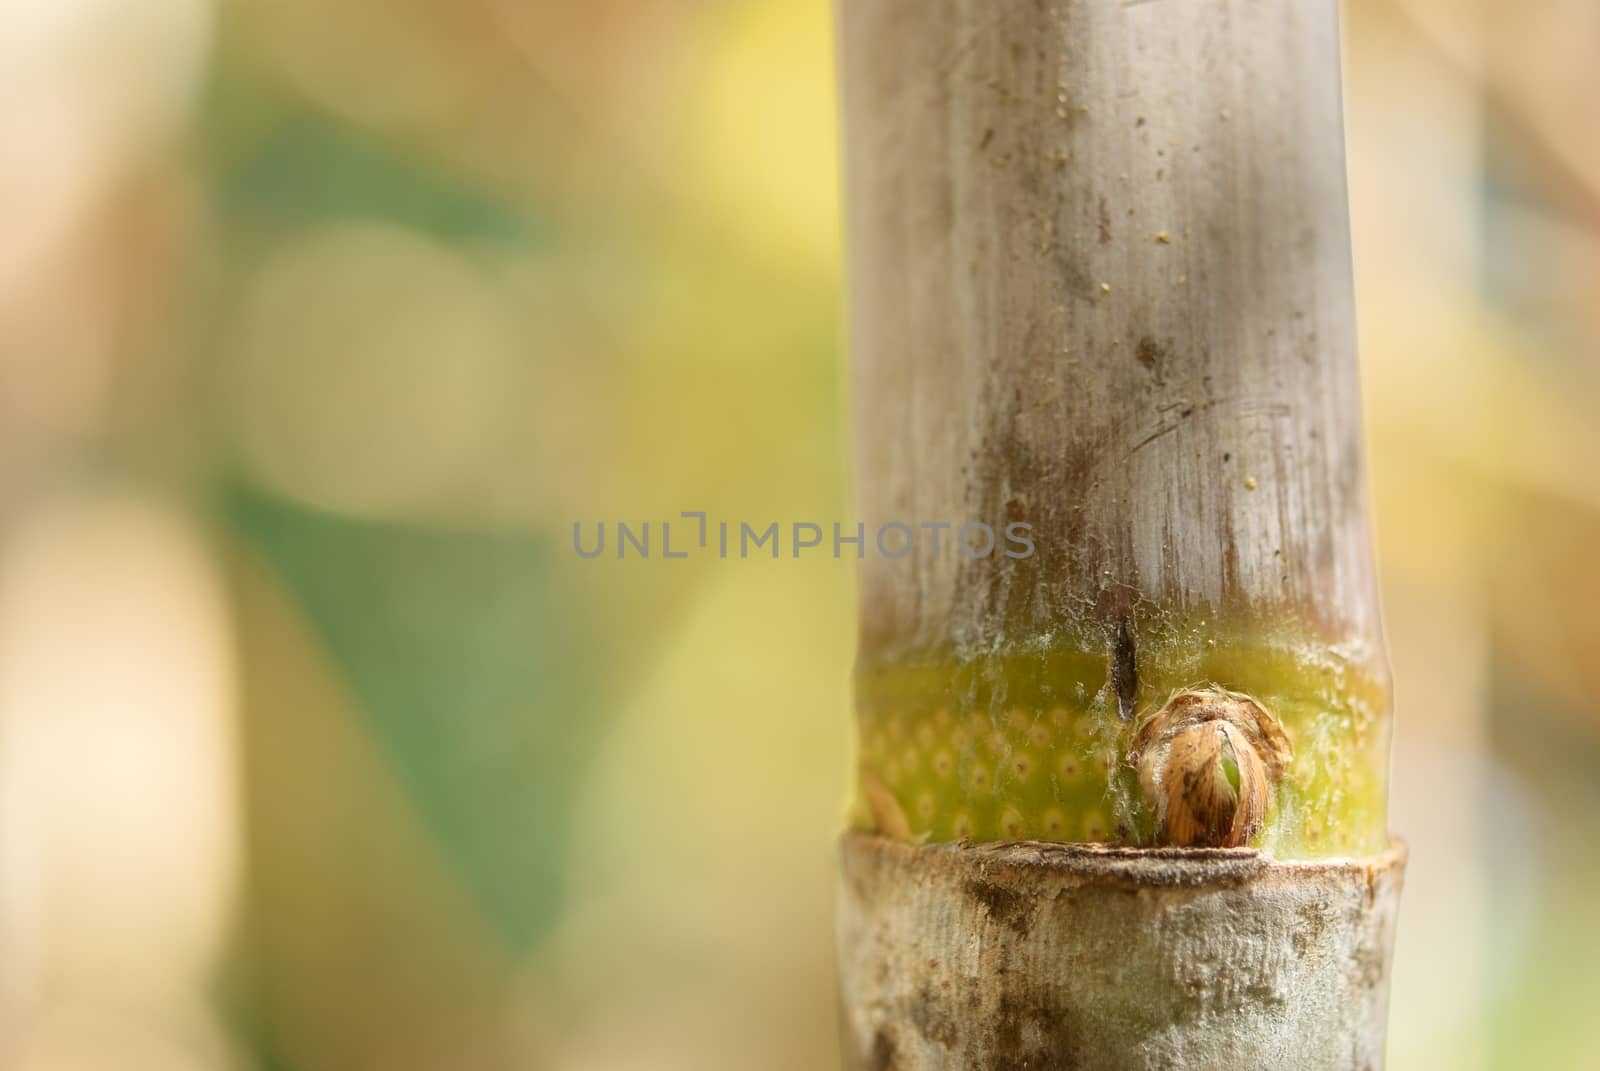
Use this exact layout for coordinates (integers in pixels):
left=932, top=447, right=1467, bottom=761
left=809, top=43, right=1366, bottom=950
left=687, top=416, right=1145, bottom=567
left=0, top=0, right=1594, bottom=1068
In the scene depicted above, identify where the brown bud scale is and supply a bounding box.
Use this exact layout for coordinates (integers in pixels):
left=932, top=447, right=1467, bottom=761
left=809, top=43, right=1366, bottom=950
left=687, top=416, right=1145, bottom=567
left=1130, top=688, right=1293, bottom=848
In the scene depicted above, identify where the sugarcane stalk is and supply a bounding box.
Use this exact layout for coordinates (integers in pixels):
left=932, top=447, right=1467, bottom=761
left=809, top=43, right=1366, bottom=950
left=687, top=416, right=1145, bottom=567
left=835, top=1, right=1404, bottom=1066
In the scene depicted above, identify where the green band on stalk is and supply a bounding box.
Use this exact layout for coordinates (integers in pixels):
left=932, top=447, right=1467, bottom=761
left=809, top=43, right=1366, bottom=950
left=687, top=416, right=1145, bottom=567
left=851, top=619, right=1389, bottom=860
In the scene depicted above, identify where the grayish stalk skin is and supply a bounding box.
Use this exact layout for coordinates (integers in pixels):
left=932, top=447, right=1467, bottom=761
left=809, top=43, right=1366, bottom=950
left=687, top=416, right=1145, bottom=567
left=840, top=0, right=1382, bottom=663
left=838, top=834, right=1405, bottom=1069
